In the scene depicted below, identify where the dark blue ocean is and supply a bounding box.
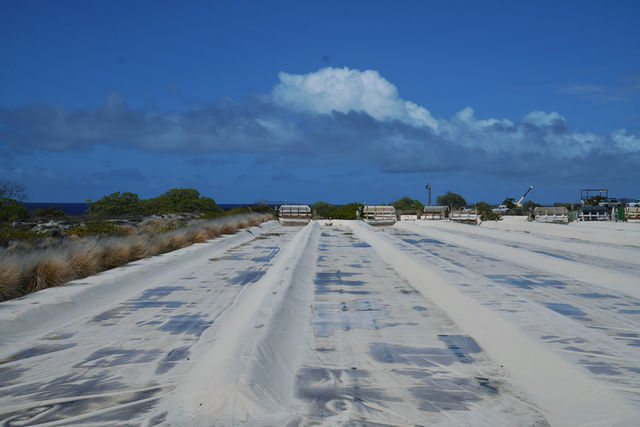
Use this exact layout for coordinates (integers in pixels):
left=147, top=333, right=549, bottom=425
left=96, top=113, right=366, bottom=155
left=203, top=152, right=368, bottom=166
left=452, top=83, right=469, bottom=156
left=22, top=202, right=280, bottom=216
left=22, top=202, right=90, bottom=216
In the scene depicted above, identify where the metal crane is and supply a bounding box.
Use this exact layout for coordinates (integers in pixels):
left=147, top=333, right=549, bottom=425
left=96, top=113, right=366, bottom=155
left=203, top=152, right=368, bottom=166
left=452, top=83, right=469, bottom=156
left=515, top=185, right=534, bottom=207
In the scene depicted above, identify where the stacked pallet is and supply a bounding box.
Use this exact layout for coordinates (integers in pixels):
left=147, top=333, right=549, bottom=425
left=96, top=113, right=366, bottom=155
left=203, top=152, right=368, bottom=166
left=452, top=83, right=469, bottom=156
left=534, top=207, right=569, bottom=224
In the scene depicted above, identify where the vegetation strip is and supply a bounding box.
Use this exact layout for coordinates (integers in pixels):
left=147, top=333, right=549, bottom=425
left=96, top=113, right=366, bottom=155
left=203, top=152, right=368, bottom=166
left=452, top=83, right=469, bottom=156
left=0, top=214, right=271, bottom=302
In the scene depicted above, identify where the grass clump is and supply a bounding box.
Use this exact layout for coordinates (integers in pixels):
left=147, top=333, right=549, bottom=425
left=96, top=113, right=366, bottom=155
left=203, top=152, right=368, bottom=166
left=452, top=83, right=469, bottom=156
left=25, top=256, right=73, bottom=293
left=0, top=261, right=21, bottom=301
left=68, top=240, right=102, bottom=277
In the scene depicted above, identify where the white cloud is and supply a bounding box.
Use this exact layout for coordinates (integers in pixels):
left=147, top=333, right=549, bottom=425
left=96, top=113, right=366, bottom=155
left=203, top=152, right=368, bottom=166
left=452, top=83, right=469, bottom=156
left=271, top=67, right=438, bottom=129
left=522, top=111, right=566, bottom=127
left=269, top=67, right=640, bottom=161
left=611, top=129, right=640, bottom=152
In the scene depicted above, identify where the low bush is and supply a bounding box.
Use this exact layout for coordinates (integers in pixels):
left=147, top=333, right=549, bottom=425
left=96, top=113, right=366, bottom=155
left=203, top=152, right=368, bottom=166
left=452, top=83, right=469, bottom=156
left=87, top=188, right=221, bottom=216
left=142, top=188, right=219, bottom=214
left=311, top=201, right=363, bottom=219
left=31, top=206, right=67, bottom=217
left=66, top=221, right=130, bottom=237
left=87, top=192, right=142, bottom=215
left=0, top=198, right=29, bottom=221
left=437, top=192, right=467, bottom=210
left=473, top=202, right=501, bottom=221
left=0, top=227, right=51, bottom=247
left=390, top=196, right=424, bottom=213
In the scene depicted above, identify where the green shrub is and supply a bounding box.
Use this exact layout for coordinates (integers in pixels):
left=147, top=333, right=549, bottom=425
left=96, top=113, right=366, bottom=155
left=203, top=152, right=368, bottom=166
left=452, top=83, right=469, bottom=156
left=67, top=221, right=129, bottom=237
left=32, top=206, right=66, bottom=217
left=502, top=198, right=516, bottom=209
left=311, top=201, right=334, bottom=219
left=437, top=191, right=467, bottom=210
left=333, top=202, right=363, bottom=219
left=522, top=200, right=541, bottom=212
left=0, top=198, right=29, bottom=222
left=473, top=202, right=500, bottom=221
left=390, top=196, right=423, bottom=214
left=311, top=201, right=363, bottom=219
left=88, top=192, right=142, bottom=216
left=0, top=227, right=50, bottom=245
left=88, top=188, right=221, bottom=215
left=141, top=188, right=219, bottom=214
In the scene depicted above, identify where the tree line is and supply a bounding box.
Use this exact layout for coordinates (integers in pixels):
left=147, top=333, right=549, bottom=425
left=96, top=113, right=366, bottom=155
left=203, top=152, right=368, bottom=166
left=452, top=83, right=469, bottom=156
left=1, top=180, right=543, bottom=222
left=86, top=188, right=218, bottom=216
left=0, top=182, right=223, bottom=221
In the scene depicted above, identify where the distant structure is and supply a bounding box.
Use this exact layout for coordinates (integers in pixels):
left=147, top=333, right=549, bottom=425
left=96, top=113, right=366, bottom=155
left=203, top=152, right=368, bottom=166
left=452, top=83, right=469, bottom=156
left=362, top=205, right=397, bottom=226
left=425, top=184, right=431, bottom=206
left=626, top=207, right=640, bottom=222
left=422, top=205, right=448, bottom=220
left=580, top=188, right=608, bottom=204
left=515, top=185, right=534, bottom=207
left=449, top=208, right=480, bottom=224
left=278, top=205, right=312, bottom=225
left=533, top=207, right=569, bottom=224
left=399, top=210, right=419, bottom=221
left=578, top=206, right=609, bottom=222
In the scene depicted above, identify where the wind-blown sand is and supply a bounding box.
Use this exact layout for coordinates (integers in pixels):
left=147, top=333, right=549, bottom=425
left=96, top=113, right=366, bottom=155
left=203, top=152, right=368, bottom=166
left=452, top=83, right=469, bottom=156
left=1, top=218, right=639, bottom=425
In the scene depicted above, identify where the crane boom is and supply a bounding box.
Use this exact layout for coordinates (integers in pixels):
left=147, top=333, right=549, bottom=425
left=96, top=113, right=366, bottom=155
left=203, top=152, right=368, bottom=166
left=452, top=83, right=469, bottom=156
left=515, top=185, right=534, bottom=207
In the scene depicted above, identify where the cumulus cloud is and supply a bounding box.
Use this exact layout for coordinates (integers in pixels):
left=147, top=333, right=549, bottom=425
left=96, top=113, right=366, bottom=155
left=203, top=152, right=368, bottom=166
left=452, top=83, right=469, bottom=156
left=271, top=67, right=439, bottom=129
left=1, top=67, right=639, bottom=179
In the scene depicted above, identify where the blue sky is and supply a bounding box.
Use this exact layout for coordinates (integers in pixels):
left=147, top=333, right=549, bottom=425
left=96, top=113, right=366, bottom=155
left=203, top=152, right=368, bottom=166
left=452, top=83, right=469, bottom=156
left=1, top=0, right=639, bottom=205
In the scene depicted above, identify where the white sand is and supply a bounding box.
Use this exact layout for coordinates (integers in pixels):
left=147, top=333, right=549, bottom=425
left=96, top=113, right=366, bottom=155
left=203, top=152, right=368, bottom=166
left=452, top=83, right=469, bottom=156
left=349, top=220, right=638, bottom=426
left=1, top=219, right=639, bottom=425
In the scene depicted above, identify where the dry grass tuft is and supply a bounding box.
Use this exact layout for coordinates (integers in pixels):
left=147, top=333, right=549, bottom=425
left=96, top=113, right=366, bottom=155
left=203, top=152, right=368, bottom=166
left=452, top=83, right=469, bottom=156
left=220, top=223, right=238, bottom=234
left=204, top=224, right=221, bottom=239
left=69, top=242, right=102, bottom=277
left=128, top=237, right=149, bottom=260
left=168, top=232, right=189, bottom=251
left=139, top=218, right=164, bottom=234
left=101, top=240, right=132, bottom=269
left=189, top=229, right=209, bottom=244
left=0, top=261, right=21, bottom=301
left=120, top=224, right=137, bottom=235
left=25, top=256, right=73, bottom=293
left=149, top=234, right=171, bottom=256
